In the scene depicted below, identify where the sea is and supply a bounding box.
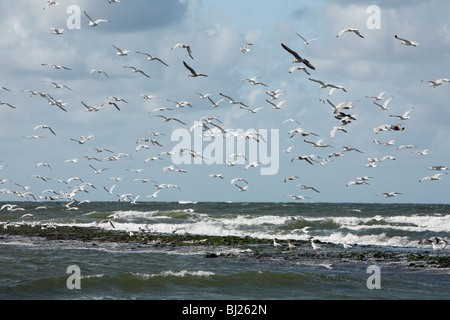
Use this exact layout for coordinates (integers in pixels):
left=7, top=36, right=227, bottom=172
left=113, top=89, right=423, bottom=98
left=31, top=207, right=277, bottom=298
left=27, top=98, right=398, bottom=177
left=0, top=201, right=449, bottom=303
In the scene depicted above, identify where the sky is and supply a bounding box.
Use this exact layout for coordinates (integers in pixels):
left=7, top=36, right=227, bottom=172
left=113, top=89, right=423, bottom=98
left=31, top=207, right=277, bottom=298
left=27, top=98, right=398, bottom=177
left=0, top=0, right=449, bottom=204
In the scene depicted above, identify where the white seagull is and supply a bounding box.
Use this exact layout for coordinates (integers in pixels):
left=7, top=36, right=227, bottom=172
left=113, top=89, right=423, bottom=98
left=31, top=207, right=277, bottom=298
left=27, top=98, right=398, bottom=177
left=33, top=124, right=56, bottom=135
left=240, top=43, right=253, bottom=53
left=419, top=173, right=446, bottom=183
left=336, top=28, right=364, bottom=38
left=84, top=11, right=111, bottom=27
left=171, top=43, right=193, bottom=59
left=289, top=66, right=311, bottom=75
left=112, top=45, right=132, bottom=56
left=374, top=97, right=393, bottom=110
left=394, top=35, right=419, bottom=46
left=123, top=66, right=150, bottom=78
left=309, top=78, right=347, bottom=94
left=90, top=68, right=109, bottom=78
left=296, top=33, right=318, bottom=45
left=43, top=1, right=59, bottom=10
left=50, top=27, right=64, bottom=35
left=390, top=107, right=413, bottom=120
left=135, top=51, right=169, bottom=66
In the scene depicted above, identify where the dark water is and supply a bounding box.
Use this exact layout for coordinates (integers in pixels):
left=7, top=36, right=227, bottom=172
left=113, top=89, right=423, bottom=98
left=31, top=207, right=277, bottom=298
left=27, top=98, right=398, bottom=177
left=0, top=201, right=449, bottom=300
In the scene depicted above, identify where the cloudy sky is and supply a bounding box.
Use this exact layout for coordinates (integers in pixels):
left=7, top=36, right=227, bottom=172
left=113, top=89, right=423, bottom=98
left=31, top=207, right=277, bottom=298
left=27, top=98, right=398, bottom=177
left=0, top=0, right=449, bottom=203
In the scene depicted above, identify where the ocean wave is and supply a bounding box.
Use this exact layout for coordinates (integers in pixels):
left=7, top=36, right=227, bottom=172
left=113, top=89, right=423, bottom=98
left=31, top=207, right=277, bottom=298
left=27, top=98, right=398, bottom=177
left=130, top=270, right=215, bottom=280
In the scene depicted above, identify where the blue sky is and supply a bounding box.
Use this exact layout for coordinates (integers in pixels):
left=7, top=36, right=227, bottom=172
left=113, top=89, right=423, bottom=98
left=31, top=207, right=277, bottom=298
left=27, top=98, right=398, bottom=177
left=0, top=0, right=449, bottom=204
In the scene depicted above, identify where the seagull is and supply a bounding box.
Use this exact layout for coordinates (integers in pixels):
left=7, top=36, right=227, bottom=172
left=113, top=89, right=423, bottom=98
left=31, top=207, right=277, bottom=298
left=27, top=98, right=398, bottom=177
left=43, top=1, right=59, bottom=10
left=219, top=93, right=249, bottom=107
left=244, top=162, right=260, bottom=170
left=281, top=43, right=315, bottom=70
left=428, top=166, right=448, bottom=171
left=123, top=66, right=150, bottom=78
left=90, top=68, right=109, bottom=78
left=0, top=86, right=11, bottom=92
left=208, top=174, right=224, bottom=179
left=336, top=28, right=364, bottom=38
left=47, top=81, right=73, bottom=91
left=289, top=195, right=311, bottom=201
left=155, top=115, right=187, bottom=125
left=296, top=185, right=320, bottom=193
left=330, top=126, right=347, bottom=139
left=288, top=241, right=297, bottom=250
left=394, top=35, right=419, bottom=46
left=50, top=27, right=64, bottom=35
left=95, top=219, right=115, bottom=229
left=413, top=150, right=429, bottom=158
left=310, top=239, right=322, bottom=251
left=230, top=178, right=249, bottom=185
left=240, top=43, right=253, bottom=53
left=282, top=146, right=294, bottom=153
left=291, top=155, right=314, bottom=165
left=41, top=64, right=71, bottom=70
left=84, top=11, right=111, bottom=27
left=390, top=108, right=413, bottom=120
left=207, top=97, right=224, bottom=108
left=234, top=184, right=249, bottom=192
left=289, top=66, right=311, bottom=75
left=309, top=78, right=347, bottom=94
left=374, top=96, right=393, bottom=110
left=296, top=33, right=318, bottom=45
left=282, top=119, right=301, bottom=125
left=135, top=51, right=169, bottom=66
left=284, top=176, right=299, bottom=183
left=171, top=43, right=193, bottom=59
left=266, top=99, right=287, bottom=110
left=421, top=79, right=450, bottom=89
left=89, top=165, right=108, bottom=174
left=346, top=180, right=370, bottom=187
left=0, top=101, right=16, bottom=109
left=377, top=192, right=402, bottom=198
left=33, top=124, right=56, bottom=135
left=366, top=91, right=387, bottom=101
left=103, top=184, right=116, bottom=195
left=419, top=237, right=448, bottom=252
left=374, top=124, right=391, bottom=134
left=112, top=45, right=133, bottom=56
left=304, top=138, right=332, bottom=148
left=183, top=61, right=207, bottom=77
left=273, top=239, right=282, bottom=248
left=419, top=173, right=446, bottom=183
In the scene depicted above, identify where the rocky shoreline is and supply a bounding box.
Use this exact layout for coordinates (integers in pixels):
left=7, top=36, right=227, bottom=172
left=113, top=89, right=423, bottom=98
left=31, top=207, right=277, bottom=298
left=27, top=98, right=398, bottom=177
left=1, top=224, right=449, bottom=269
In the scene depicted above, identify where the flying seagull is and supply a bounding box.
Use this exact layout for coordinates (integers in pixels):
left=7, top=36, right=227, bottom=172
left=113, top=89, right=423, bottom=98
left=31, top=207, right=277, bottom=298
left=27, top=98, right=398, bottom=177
left=112, top=45, right=132, bottom=56
left=41, top=64, right=71, bottom=70
left=135, top=51, right=169, bottom=66
left=296, top=33, right=318, bottom=45
left=309, top=78, right=347, bottom=94
left=84, top=11, right=111, bottom=27
left=33, top=124, right=56, bottom=136
left=289, top=66, right=311, bottom=75
left=171, top=43, right=193, bottom=59
left=281, top=43, right=315, bottom=70
left=394, top=35, right=419, bottom=46
left=155, top=115, right=187, bottom=125
left=43, top=1, right=59, bottom=10
left=123, top=66, right=150, bottom=78
left=336, top=28, right=364, bottom=38
left=183, top=61, right=207, bottom=77
left=90, top=68, right=109, bottom=78
left=240, top=43, right=253, bottom=53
